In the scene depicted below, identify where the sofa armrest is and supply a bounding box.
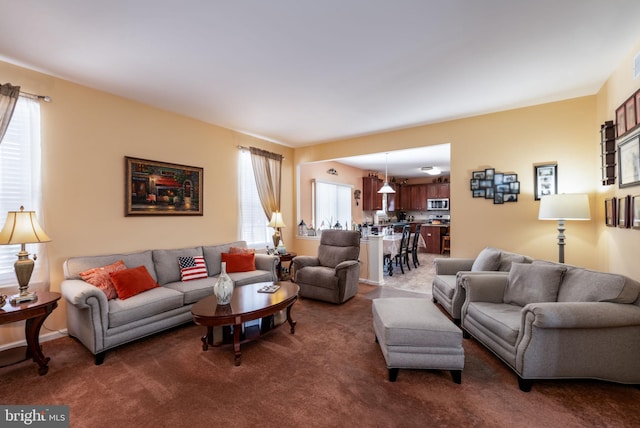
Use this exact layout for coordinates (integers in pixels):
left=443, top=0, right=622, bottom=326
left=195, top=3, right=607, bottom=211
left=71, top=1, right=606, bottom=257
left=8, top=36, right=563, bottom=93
left=434, top=258, right=475, bottom=275
left=461, top=273, right=509, bottom=303
left=335, top=260, right=359, bottom=272
left=255, top=253, right=278, bottom=280
left=61, top=279, right=109, bottom=309
left=291, top=256, right=320, bottom=270
left=523, top=302, right=640, bottom=329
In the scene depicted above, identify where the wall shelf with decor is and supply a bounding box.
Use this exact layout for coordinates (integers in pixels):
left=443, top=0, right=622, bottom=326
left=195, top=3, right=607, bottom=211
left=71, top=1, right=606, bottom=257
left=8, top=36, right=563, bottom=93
left=600, top=120, right=616, bottom=186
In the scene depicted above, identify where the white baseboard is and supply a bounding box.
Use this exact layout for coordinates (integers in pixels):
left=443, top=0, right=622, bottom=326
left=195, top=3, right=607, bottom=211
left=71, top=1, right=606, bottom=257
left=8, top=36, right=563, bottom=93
left=0, top=329, right=68, bottom=352
left=360, top=278, right=385, bottom=286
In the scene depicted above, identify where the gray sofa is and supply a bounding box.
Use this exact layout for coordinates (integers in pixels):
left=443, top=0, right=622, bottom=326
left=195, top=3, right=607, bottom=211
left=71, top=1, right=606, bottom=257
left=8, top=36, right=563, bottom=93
left=432, top=247, right=532, bottom=323
left=460, top=260, right=640, bottom=391
left=61, top=241, right=277, bottom=364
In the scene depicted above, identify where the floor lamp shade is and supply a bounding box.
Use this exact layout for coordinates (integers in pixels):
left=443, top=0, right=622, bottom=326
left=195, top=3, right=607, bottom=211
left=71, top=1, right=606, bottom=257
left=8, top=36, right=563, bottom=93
left=538, top=194, right=590, bottom=263
left=0, top=206, right=51, bottom=303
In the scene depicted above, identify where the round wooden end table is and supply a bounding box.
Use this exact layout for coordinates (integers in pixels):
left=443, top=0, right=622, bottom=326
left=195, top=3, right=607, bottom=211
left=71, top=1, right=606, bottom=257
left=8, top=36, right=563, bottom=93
left=0, top=291, right=61, bottom=375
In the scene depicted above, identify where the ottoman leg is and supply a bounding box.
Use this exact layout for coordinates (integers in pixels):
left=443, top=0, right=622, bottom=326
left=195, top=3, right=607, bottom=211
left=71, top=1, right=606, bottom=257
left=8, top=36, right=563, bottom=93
left=388, top=368, right=399, bottom=382
left=450, top=370, right=462, bottom=384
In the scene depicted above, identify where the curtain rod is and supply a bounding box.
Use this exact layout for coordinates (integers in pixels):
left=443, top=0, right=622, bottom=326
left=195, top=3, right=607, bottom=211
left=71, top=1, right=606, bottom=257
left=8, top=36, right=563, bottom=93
left=20, top=91, right=52, bottom=103
left=237, top=145, right=285, bottom=160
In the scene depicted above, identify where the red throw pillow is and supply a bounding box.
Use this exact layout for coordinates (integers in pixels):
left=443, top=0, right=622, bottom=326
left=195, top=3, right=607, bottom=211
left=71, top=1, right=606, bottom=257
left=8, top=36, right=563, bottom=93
left=221, top=252, right=256, bottom=273
left=109, top=266, right=159, bottom=300
left=79, top=260, right=127, bottom=300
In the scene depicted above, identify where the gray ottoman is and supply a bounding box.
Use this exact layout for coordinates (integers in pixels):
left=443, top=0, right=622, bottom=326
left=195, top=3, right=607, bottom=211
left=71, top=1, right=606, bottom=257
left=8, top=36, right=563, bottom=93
left=372, top=297, right=464, bottom=383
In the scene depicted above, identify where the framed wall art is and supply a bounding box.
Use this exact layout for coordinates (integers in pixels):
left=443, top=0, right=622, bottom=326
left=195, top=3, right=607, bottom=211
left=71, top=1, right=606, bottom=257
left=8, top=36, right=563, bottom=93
left=618, top=195, right=630, bottom=228
left=632, top=195, right=640, bottom=229
left=617, top=132, right=640, bottom=188
left=125, top=156, right=203, bottom=216
left=616, top=105, right=627, bottom=137
left=605, top=198, right=617, bottom=227
left=626, top=97, right=637, bottom=130
left=534, top=163, right=557, bottom=200
left=469, top=167, right=520, bottom=204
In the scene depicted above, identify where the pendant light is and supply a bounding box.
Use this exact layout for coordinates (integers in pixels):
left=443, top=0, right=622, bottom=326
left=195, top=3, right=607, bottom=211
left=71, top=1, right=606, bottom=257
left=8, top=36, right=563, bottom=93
left=378, top=153, right=396, bottom=194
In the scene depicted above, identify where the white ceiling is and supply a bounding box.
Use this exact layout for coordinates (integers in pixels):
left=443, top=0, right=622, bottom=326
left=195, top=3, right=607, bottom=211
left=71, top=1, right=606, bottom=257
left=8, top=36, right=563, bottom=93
left=2, top=1, right=640, bottom=176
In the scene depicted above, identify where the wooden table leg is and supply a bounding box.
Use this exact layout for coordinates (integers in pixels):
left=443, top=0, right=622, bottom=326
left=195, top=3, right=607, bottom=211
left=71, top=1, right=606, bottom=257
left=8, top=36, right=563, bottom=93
left=201, top=327, right=213, bottom=351
left=25, top=313, right=51, bottom=376
left=286, top=303, right=297, bottom=334
left=233, top=323, right=242, bottom=366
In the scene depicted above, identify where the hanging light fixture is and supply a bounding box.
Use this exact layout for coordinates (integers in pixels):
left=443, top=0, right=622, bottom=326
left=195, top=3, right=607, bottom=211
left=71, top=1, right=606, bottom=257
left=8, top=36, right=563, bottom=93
left=378, top=153, right=396, bottom=194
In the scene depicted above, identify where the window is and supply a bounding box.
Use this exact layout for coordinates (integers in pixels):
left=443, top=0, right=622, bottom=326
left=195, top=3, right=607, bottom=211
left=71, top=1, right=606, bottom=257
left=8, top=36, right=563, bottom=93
left=238, top=150, right=271, bottom=249
left=0, top=96, right=47, bottom=288
left=313, top=179, right=352, bottom=230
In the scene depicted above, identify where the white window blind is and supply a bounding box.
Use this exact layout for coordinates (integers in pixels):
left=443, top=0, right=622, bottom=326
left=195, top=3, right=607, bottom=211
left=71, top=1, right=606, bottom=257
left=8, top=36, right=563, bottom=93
left=0, top=96, right=48, bottom=288
left=238, top=150, right=271, bottom=249
left=314, top=179, right=352, bottom=230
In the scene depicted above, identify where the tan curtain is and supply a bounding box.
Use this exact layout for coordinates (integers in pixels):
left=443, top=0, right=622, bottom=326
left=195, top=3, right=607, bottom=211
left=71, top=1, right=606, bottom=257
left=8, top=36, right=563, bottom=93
left=249, top=146, right=283, bottom=220
left=0, top=83, right=21, bottom=144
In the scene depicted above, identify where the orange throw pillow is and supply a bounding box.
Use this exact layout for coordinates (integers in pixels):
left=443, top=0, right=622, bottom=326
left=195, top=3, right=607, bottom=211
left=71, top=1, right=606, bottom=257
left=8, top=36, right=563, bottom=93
left=221, top=252, right=256, bottom=273
left=79, top=260, right=127, bottom=300
left=109, top=266, right=159, bottom=300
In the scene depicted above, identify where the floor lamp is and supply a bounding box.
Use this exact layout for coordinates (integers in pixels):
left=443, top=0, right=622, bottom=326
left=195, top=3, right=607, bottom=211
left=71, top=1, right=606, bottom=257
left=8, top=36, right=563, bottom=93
left=538, top=194, right=590, bottom=263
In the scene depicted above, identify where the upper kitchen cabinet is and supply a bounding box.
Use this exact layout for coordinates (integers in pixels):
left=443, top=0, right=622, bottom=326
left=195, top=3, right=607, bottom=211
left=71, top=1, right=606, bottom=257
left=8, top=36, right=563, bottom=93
left=362, top=176, right=383, bottom=211
left=426, top=182, right=450, bottom=198
left=410, top=184, right=428, bottom=210
left=397, top=185, right=412, bottom=210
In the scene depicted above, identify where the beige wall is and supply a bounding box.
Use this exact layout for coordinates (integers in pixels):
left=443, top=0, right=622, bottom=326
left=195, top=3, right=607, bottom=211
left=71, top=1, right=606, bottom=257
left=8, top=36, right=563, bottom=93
left=2, top=38, right=640, bottom=343
left=595, top=41, right=640, bottom=279
left=0, top=61, right=293, bottom=341
left=294, top=96, right=599, bottom=269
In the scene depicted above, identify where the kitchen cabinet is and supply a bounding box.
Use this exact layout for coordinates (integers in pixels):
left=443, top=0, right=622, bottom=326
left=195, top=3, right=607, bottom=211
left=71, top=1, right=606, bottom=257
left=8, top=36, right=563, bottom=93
left=397, top=185, right=412, bottom=210
left=421, top=225, right=448, bottom=254
left=362, top=177, right=383, bottom=211
left=410, top=184, right=427, bottom=210
left=427, top=183, right=450, bottom=198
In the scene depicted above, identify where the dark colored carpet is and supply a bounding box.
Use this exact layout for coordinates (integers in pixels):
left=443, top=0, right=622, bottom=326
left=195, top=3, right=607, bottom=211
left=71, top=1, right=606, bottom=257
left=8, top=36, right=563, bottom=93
left=2, top=284, right=640, bottom=427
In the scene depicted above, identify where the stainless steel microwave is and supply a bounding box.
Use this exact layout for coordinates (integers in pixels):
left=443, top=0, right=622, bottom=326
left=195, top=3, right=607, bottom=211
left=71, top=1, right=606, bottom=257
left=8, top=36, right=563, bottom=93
left=427, top=198, right=449, bottom=210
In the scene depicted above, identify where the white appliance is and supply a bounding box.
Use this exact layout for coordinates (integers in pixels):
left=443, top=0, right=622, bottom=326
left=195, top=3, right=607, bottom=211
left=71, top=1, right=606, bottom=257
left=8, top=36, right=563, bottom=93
left=427, top=198, right=449, bottom=210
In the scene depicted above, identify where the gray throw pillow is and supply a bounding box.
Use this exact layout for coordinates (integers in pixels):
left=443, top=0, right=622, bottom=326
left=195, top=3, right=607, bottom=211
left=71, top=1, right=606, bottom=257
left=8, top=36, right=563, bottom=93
left=503, top=263, right=566, bottom=306
left=471, top=247, right=502, bottom=272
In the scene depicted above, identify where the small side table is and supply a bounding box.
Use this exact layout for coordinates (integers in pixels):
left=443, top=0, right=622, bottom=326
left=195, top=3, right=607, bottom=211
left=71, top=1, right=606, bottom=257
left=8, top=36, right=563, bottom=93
left=277, top=252, right=297, bottom=281
left=0, top=291, right=61, bottom=375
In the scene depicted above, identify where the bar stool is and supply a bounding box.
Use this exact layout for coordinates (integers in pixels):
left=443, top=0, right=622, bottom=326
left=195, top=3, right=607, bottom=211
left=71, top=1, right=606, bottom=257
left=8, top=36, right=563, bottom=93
left=441, top=235, right=451, bottom=254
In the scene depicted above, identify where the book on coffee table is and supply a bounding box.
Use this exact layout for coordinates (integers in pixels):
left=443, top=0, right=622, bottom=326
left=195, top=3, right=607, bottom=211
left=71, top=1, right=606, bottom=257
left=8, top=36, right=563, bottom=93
left=257, top=284, right=280, bottom=293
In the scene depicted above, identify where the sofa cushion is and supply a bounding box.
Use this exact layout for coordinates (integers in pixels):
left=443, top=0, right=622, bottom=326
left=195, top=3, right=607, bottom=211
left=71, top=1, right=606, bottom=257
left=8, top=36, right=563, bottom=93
left=108, top=286, right=184, bottom=328
left=471, top=247, right=502, bottom=271
left=465, top=302, right=522, bottom=346
left=153, top=247, right=203, bottom=285
left=498, top=252, right=528, bottom=272
left=503, top=263, right=565, bottom=306
left=178, top=256, right=208, bottom=281
left=164, top=277, right=215, bottom=305
left=79, top=260, right=127, bottom=300
left=230, top=246, right=255, bottom=254
left=64, top=250, right=156, bottom=282
left=222, top=252, right=256, bottom=273
left=557, top=265, right=640, bottom=303
left=109, top=266, right=160, bottom=300
left=202, top=241, right=247, bottom=276
left=228, top=270, right=275, bottom=287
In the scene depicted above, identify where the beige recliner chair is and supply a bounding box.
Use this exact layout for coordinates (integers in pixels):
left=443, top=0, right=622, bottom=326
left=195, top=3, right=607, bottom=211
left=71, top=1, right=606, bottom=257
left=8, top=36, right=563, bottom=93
left=292, top=230, right=361, bottom=304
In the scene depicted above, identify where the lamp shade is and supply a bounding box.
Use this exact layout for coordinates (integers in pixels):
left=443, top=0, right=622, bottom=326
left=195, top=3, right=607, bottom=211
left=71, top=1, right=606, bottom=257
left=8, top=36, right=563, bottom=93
left=268, top=211, right=286, bottom=228
left=538, top=194, right=591, bottom=221
left=377, top=182, right=396, bottom=194
left=0, top=206, right=51, bottom=245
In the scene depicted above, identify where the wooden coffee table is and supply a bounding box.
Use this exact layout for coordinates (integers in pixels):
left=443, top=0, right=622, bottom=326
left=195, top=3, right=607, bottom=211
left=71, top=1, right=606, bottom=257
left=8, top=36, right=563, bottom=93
left=191, top=281, right=299, bottom=366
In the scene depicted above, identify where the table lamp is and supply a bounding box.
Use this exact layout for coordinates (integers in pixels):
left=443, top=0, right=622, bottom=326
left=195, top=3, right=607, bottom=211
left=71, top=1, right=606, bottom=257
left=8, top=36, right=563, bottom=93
left=538, top=194, right=590, bottom=263
left=268, top=211, right=286, bottom=249
left=0, top=206, right=51, bottom=303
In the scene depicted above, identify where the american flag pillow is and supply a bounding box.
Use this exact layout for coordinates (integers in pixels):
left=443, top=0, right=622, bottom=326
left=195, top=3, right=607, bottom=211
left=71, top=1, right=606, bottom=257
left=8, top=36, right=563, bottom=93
left=178, top=256, right=208, bottom=281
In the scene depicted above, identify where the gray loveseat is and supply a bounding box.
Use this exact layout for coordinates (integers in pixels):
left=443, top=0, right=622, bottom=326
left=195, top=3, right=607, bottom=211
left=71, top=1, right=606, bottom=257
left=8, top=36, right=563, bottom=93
left=61, top=241, right=277, bottom=364
left=432, top=247, right=532, bottom=323
left=461, top=260, right=640, bottom=391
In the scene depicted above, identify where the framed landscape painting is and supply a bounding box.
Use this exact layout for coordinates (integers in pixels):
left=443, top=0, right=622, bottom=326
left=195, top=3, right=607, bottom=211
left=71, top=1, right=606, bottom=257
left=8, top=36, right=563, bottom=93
left=125, top=156, right=203, bottom=216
